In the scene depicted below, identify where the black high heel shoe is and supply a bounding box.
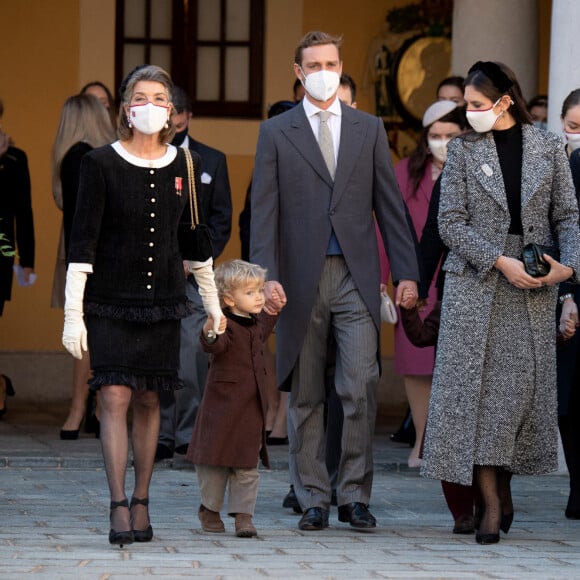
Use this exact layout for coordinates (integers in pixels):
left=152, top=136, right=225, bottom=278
left=474, top=505, right=501, bottom=544
left=500, top=512, right=514, bottom=533
left=475, top=531, right=500, bottom=544
left=84, top=391, right=100, bottom=437
left=109, top=499, right=134, bottom=547
left=130, top=496, right=153, bottom=542
left=59, top=427, right=81, bottom=440
left=0, top=374, right=15, bottom=419
left=497, top=469, right=514, bottom=533
left=60, top=392, right=100, bottom=440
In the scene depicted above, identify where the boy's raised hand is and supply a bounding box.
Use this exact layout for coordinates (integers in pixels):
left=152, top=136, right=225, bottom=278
left=204, top=314, right=227, bottom=335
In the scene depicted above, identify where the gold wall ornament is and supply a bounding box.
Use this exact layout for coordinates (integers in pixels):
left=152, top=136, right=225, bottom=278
left=395, top=35, right=452, bottom=125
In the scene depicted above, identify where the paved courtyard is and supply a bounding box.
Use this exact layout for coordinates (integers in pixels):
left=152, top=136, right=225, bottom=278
left=0, top=400, right=579, bottom=579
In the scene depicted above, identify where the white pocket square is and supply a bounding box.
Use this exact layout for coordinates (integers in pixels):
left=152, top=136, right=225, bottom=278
left=201, top=172, right=212, bottom=184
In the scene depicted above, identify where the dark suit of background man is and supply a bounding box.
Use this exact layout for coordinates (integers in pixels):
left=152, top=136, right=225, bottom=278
left=0, top=98, right=35, bottom=317
left=156, top=86, right=232, bottom=460
left=250, top=31, right=419, bottom=531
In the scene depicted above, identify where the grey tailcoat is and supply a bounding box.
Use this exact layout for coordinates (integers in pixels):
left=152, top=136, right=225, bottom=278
left=250, top=101, right=419, bottom=388
left=422, top=125, right=580, bottom=486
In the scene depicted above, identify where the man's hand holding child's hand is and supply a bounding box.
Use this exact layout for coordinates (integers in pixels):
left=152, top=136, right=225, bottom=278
left=264, top=281, right=287, bottom=315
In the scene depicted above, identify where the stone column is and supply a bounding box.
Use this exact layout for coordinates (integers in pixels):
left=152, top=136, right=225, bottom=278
left=547, top=0, right=580, bottom=133
left=451, top=0, right=538, bottom=101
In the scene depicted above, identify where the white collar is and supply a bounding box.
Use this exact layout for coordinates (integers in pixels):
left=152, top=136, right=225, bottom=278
left=111, top=140, right=177, bottom=168
left=302, top=95, right=342, bottom=119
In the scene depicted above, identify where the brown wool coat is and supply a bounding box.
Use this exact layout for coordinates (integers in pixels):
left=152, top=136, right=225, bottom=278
left=186, top=309, right=278, bottom=469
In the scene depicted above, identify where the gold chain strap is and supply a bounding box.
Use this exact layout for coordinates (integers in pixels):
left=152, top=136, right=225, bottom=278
left=183, top=148, right=199, bottom=230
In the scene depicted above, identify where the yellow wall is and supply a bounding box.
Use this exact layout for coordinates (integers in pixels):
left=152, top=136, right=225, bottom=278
left=0, top=1, right=81, bottom=349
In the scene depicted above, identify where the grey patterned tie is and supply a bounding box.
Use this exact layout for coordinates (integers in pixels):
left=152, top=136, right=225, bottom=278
left=318, top=110, right=335, bottom=179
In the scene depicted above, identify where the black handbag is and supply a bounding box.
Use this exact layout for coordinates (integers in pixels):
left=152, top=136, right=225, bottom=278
left=183, top=148, right=213, bottom=261
left=521, top=243, right=559, bottom=277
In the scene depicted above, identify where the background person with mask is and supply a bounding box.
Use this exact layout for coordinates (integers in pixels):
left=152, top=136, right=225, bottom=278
left=436, top=76, right=466, bottom=106
left=555, top=88, right=580, bottom=522
left=0, top=97, right=35, bottom=417
left=527, top=94, right=548, bottom=130
left=156, top=86, right=232, bottom=461
left=561, top=89, right=580, bottom=155
left=379, top=100, right=463, bottom=469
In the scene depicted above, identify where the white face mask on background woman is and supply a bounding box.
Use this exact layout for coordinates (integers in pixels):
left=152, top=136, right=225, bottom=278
left=300, top=69, right=340, bottom=102
left=129, top=102, right=169, bottom=135
left=466, top=98, right=503, bottom=133
left=428, top=138, right=451, bottom=164
left=565, top=130, right=580, bottom=152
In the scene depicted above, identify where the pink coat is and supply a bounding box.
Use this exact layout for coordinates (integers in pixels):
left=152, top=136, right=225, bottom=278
left=378, top=157, right=439, bottom=375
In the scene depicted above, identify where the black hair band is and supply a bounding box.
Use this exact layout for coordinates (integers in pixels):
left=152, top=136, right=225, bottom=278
left=468, top=61, right=513, bottom=93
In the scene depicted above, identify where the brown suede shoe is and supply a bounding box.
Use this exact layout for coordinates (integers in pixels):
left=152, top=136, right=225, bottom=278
left=234, top=513, right=257, bottom=538
left=198, top=504, right=225, bottom=533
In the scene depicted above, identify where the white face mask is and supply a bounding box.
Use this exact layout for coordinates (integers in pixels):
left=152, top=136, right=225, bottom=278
left=128, top=102, right=169, bottom=135
left=428, top=138, right=451, bottom=164
left=466, top=98, right=502, bottom=133
left=300, top=68, right=340, bottom=102
left=565, top=130, right=580, bottom=152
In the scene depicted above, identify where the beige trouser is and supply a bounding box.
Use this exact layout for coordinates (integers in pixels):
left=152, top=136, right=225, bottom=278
left=195, top=464, right=260, bottom=515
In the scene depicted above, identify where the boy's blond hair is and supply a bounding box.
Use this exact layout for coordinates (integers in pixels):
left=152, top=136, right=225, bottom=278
left=214, top=259, right=267, bottom=308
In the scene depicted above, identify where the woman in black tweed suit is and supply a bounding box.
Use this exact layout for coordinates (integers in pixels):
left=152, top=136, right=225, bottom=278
left=63, top=66, right=223, bottom=546
left=422, top=62, right=580, bottom=544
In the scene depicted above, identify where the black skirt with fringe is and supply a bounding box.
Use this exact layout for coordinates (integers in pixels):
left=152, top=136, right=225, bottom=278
left=86, top=314, right=182, bottom=392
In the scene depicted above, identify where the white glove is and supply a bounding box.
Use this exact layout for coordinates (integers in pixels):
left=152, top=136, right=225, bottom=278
left=62, top=268, right=88, bottom=359
left=188, top=258, right=224, bottom=334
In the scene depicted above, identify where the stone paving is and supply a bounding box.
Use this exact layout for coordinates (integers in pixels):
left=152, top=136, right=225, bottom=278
left=0, top=400, right=579, bottom=579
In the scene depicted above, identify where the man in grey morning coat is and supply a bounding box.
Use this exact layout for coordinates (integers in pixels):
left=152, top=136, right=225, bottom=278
left=250, top=31, right=419, bottom=531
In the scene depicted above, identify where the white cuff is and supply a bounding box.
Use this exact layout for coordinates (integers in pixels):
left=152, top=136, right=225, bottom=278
left=187, top=257, right=213, bottom=273
left=68, top=262, right=93, bottom=274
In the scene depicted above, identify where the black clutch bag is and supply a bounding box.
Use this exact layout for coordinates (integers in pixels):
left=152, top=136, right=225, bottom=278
left=521, top=243, right=559, bottom=277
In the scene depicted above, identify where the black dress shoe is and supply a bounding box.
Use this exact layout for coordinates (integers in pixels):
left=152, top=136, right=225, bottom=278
left=282, top=485, right=303, bottom=514
left=266, top=436, right=289, bottom=445
left=338, top=502, right=376, bottom=529
left=174, top=444, right=189, bottom=455
left=298, top=507, right=329, bottom=530
left=389, top=408, right=415, bottom=446
left=154, top=443, right=173, bottom=462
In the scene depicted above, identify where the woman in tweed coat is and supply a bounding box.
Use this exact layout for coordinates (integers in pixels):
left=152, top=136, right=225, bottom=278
left=422, top=61, right=580, bottom=544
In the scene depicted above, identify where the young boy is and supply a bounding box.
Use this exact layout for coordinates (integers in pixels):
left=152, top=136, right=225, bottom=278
left=186, top=259, right=285, bottom=537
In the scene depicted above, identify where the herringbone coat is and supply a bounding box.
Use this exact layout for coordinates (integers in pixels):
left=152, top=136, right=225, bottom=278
left=422, top=125, right=580, bottom=486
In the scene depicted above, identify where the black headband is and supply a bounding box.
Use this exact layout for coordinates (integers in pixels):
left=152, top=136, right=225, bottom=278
left=468, top=61, right=513, bottom=93
left=119, top=64, right=149, bottom=100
